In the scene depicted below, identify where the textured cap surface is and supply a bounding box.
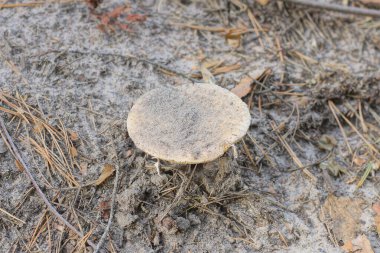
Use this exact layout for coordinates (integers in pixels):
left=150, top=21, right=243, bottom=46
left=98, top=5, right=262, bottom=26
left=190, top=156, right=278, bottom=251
left=127, top=84, right=251, bottom=164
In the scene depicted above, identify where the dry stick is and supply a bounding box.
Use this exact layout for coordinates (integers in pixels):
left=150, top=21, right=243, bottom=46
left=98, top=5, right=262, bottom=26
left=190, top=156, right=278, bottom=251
left=0, top=117, right=96, bottom=249
left=93, top=159, right=120, bottom=253
left=252, top=79, right=293, bottom=109
left=282, top=0, right=380, bottom=18
left=45, top=49, right=199, bottom=83
left=330, top=102, right=380, bottom=156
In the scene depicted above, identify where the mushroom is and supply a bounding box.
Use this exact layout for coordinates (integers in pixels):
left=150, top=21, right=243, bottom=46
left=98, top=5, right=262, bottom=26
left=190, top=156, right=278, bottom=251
left=127, top=83, right=251, bottom=165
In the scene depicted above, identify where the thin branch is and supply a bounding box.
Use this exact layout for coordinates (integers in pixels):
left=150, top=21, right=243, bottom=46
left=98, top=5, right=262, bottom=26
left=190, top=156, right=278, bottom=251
left=0, top=116, right=96, bottom=249
left=282, top=0, right=380, bottom=18
left=40, top=49, right=199, bottom=83
left=93, top=155, right=121, bottom=253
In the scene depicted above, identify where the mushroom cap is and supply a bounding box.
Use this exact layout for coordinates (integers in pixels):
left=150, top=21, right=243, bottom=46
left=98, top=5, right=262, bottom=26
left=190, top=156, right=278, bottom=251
left=127, top=84, right=251, bottom=164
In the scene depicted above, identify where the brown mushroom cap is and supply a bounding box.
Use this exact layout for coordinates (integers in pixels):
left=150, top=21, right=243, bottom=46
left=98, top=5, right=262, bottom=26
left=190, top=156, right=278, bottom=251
left=127, top=84, right=251, bottom=164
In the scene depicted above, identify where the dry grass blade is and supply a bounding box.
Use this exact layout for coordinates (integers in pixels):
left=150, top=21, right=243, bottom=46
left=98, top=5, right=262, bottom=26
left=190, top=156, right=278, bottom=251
left=330, top=101, right=379, bottom=157
left=0, top=207, right=25, bottom=225
left=0, top=2, right=43, bottom=8
left=0, top=92, right=80, bottom=187
left=328, top=100, right=352, bottom=154
left=241, top=139, right=256, bottom=168
left=28, top=211, right=48, bottom=249
left=0, top=117, right=96, bottom=249
left=357, top=161, right=379, bottom=189
left=270, top=121, right=317, bottom=182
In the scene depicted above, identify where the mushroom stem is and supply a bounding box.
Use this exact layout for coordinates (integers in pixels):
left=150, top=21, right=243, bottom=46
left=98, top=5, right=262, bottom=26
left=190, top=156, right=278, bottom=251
left=154, top=157, right=161, bottom=176
left=232, top=144, right=238, bottom=159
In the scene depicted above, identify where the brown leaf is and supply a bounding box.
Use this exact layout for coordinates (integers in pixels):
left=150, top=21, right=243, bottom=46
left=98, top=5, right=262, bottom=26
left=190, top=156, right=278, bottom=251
left=126, top=14, right=147, bottom=22
left=256, top=0, right=270, bottom=5
left=69, top=131, right=79, bottom=141
left=341, top=235, right=374, bottom=253
left=94, top=164, right=115, bottom=186
left=373, top=202, right=380, bottom=234
left=320, top=195, right=364, bottom=245
left=373, top=202, right=380, bottom=215
left=225, top=31, right=241, bottom=48
left=231, top=76, right=253, bottom=98
left=70, top=146, right=78, bottom=158
left=230, top=68, right=272, bottom=98
left=353, top=156, right=366, bottom=167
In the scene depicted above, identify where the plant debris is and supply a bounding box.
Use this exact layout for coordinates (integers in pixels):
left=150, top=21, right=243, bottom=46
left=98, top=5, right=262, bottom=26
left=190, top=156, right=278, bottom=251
left=1, top=1, right=380, bottom=252
left=94, top=164, right=115, bottom=186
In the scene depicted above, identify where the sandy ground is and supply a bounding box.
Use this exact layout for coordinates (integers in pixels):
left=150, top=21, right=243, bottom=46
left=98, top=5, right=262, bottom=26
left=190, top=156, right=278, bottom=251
left=0, top=0, right=379, bottom=252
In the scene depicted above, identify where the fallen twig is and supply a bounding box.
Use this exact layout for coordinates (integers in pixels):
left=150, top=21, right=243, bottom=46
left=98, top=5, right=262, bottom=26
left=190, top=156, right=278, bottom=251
left=93, top=146, right=121, bottom=253
left=40, top=49, right=199, bottom=83
left=0, top=117, right=96, bottom=249
left=282, top=0, right=380, bottom=18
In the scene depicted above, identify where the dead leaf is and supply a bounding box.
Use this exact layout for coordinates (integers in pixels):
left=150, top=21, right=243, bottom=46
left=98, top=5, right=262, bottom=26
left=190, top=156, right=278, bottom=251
left=225, top=31, right=241, bottom=48
left=94, top=164, right=115, bottom=186
left=353, top=156, right=366, bottom=167
left=69, top=131, right=79, bottom=141
left=373, top=202, right=380, bottom=214
left=70, top=146, right=78, bottom=158
left=126, top=14, right=147, bottom=22
left=341, top=234, right=374, bottom=253
left=231, top=68, right=272, bottom=98
left=320, top=195, right=364, bottom=246
left=318, top=134, right=337, bottom=151
left=231, top=76, right=253, bottom=98
left=256, top=0, right=270, bottom=5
